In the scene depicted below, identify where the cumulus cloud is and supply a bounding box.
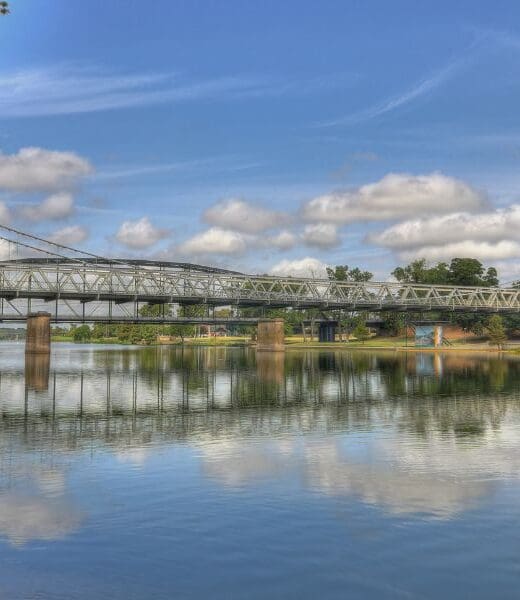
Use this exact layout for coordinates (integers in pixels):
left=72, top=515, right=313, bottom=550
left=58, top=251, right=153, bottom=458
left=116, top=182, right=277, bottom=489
left=18, top=192, right=75, bottom=221
left=269, top=257, right=329, bottom=278
left=177, top=226, right=296, bottom=258
left=266, top=230, right=297, bottom=250
left=370, top=205, right=520, bottom=261
left=49, top=225, right=88, bottom=246
left=494, top=261, right=520, bottom=284
left=302, top=173, right=485, bottom=223
left=0, top=238, right=15, bottom=260
left=0, top=147, right=91, bottom=192
left=178, top=227, right=248, bottom=256
left=203, top=198, right=289, bottom=233
left=116, top=217, right=169, bottom=249
left=398, top=241, right=520, bottom=262
left=370, top=205, right=520, bottom=249
left=0, top=200, right=10, bottom=224
left=302, top=223, right=340, bottom=248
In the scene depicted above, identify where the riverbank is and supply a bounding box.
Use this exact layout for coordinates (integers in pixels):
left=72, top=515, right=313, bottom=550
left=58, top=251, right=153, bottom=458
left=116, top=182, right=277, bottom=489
left=50, top=334, right=520, bottom=352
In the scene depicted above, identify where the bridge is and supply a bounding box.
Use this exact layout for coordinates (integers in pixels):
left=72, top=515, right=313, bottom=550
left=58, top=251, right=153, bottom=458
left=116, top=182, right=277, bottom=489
left=0, top=224, right=517, bottom=352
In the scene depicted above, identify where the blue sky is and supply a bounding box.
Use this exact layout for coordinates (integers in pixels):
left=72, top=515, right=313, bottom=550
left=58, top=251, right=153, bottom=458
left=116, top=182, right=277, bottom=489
left=1, top=0, right=520, bottom=280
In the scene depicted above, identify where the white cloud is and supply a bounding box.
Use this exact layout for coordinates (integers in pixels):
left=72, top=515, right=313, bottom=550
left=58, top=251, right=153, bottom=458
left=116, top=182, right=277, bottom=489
left=19, top=192, right=75, bottom=221
left=370, top=205, right=520, bottom=262
left=370, top=205, right=520, bottom=248
left=49, top=225, right=88, bottom=246
left=269, top=257, right=329, bottom=278
left=302, top=173, right=485, bottom=223
left=399, top=241, right=520, bottom=262
left=266, top=230, right=297, bottom=250
left=0, top=200, right=10, bottom=224
left=302, top=223, right=340, bottom=248
left=494, top=261, right=520, bottom=284
left=203, top=198, right=289, bottom=233
left=178, top=227, right=248, bottom=256
left=0, top=148, right=91, bottom=192
left=0, top=239, right=14, bottom=260
left=116, top=217, right=169, bottom=249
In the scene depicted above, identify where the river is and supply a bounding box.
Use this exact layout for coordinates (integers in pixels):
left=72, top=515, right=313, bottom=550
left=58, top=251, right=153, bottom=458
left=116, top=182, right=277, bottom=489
left=0, top=343, right=519, bottom=599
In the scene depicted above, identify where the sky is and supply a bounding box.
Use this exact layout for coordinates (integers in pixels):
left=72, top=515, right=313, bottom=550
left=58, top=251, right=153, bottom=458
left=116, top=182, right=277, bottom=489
left=1, top=0, right=520, bottom=281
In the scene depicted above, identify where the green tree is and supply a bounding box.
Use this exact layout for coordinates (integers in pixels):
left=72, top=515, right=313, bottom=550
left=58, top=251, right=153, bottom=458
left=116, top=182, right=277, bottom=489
left=379, top=311, right=406, bottom=337
left=139, top=303, right=173, bottom=318
left=352, top=319, right=370, bottom=344
left=447, top=258, right=498, bottom=286
left=327, top=265, right=373, bottom=282
left=392, top=257, right=501, bottom=334
left=391, top=258, right=500, bottom=287
left=392, top=259, right=449, bottom=284
left=0, top=2, right=9, bottom=16
left=486, top=315, right=507, bottom=349
left=73, top=324, right=91, bottom=343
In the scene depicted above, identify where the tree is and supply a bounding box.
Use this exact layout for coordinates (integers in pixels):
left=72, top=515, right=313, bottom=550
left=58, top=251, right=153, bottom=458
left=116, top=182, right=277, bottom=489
left=447, top=258, right=484, bottom=286
left=352, top=319, right=370, bottom=344
left=392, top=259, right=449, bottom=284
left=327, top=265, right=373, bottom=282
left=139, top=303, right=173, bottom=318
left=73, top=324, right=91, bottom=343
left=392, top=258, right=499, bottom=288
left=392, top=257, right=501, bottom=334
left=483, top=267, right=499, bottom=287
left=486, top=315, right=507, bottom=349
left=0, top=2, right=9, bottom=16
left=379, top=311, right=406, bottom=337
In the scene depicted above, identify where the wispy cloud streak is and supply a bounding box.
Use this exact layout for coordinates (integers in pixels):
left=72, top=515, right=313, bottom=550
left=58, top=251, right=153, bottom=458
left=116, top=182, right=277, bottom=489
left=319, top=54, right=470, bottom=127
left=0, top=65, right=357, bottom=118
left=0, top=65, right=273, bottom=118
left=94, top=157, right=263, bottom=181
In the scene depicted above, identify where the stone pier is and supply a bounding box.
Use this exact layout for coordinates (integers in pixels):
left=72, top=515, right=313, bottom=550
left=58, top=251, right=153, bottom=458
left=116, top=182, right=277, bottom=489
left=25, top=312, right=51, bottom=354
left=256, top=318, right=285, bottom=352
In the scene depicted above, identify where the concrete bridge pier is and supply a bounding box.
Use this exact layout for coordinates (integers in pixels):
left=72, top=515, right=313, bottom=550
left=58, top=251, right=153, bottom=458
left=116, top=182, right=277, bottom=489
left=318, top=321, right=337, bottom=343
left=256, top=318, right=285, bottom=352
left=25, top=312, right=51, bottom=354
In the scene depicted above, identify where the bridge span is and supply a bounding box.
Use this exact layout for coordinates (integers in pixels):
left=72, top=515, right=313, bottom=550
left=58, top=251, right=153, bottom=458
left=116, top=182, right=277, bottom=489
left=1, top=258, right=519, bottom=318
left=0, top=256, right=517, bottom=353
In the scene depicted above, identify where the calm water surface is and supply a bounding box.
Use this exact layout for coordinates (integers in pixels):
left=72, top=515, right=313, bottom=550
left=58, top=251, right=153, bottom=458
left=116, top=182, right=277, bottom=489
left=0, top=343, right=519, bottom=599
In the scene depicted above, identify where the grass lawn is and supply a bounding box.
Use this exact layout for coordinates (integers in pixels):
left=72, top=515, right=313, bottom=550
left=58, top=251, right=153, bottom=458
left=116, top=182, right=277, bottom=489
left=184, top=336, right=251, bottom=346
left=50, top=333, right=516, bottom=352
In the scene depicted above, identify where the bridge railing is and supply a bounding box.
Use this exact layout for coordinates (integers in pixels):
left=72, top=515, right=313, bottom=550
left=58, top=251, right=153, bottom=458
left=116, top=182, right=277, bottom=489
left=0, top=262, right=518, bottom=312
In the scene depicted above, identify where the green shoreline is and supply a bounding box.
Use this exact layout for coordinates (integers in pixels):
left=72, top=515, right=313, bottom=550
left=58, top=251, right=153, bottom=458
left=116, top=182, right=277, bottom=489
left=50, top=336, right=519, bottom=353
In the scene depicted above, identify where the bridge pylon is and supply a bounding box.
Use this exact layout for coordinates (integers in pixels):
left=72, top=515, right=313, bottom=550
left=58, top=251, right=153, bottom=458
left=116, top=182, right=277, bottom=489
left=25, top=312, right=51, bottom=354
left=256, top=318, right=285, bottom=352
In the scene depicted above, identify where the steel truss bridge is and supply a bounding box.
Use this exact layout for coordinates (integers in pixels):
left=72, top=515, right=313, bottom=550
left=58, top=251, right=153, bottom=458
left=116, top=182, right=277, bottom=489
left=0, top=257, right=518, bottom=324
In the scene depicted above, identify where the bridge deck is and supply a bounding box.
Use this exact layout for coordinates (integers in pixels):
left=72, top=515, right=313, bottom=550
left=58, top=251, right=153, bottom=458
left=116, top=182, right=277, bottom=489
left=0, top=259, right=517, bottom=321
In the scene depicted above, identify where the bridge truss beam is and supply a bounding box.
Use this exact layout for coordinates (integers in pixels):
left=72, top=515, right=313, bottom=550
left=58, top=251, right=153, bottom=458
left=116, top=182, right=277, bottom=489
left=0, top=260, right=517, bottom=322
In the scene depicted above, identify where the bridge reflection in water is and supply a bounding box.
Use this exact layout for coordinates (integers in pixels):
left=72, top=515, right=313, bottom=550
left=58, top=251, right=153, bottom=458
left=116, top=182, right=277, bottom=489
left=0, top=344, right=519, bottom=548
left=9, top=346, right=520, bottom=435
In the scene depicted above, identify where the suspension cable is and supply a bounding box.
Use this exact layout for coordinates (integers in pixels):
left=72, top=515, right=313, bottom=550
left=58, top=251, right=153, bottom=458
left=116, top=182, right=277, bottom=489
left=0, top=234, right=89, bottom=263
left=0, top=223, right=130, bottom=266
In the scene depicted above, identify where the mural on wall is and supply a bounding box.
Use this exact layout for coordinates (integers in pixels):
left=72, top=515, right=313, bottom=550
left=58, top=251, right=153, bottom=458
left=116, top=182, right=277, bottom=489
left=415, top=325, right=443, bottom=348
